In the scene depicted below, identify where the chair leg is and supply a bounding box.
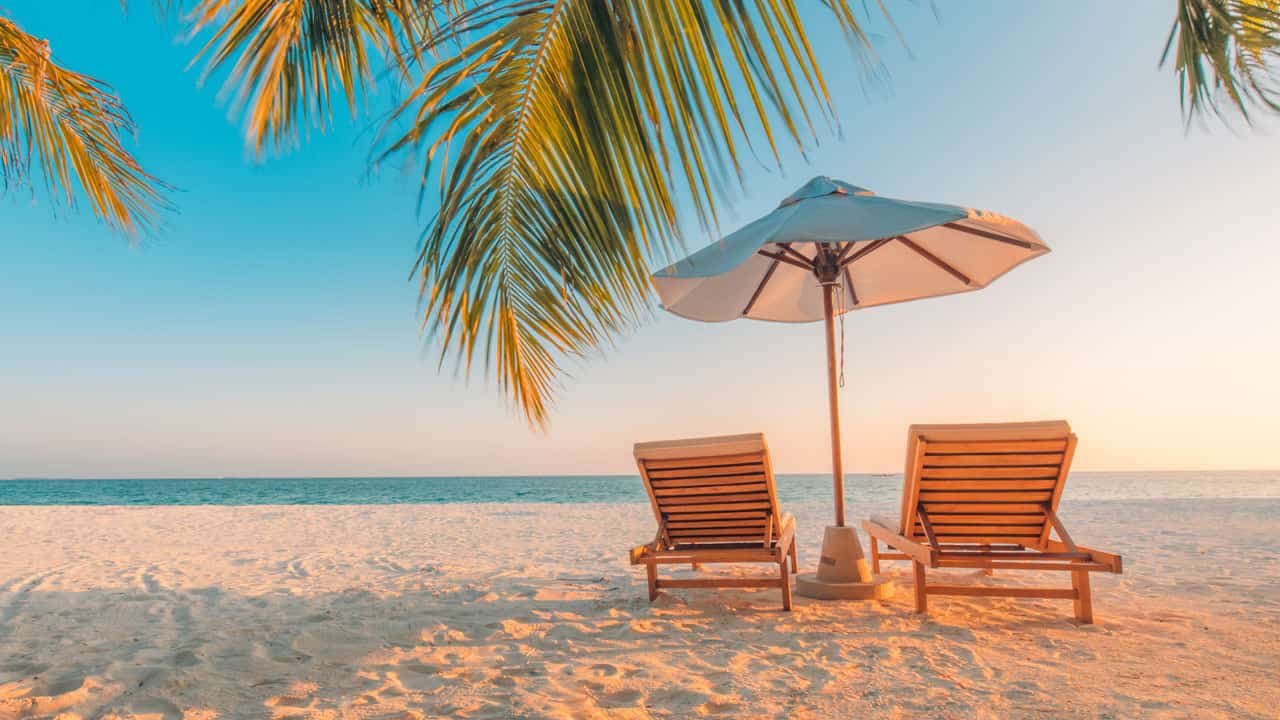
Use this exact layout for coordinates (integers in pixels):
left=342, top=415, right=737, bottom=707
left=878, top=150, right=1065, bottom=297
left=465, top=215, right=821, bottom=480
left=779, top=559, right=793, bottom=611
left=912, top=561, right=928, bottom=614
left=869, top=537, right=881, bottom=575
left=1072, top=569, right=1093, bottom=624
left=789, top=542, right=798, bottom=573
left=646, top=561, right=658, bottom=602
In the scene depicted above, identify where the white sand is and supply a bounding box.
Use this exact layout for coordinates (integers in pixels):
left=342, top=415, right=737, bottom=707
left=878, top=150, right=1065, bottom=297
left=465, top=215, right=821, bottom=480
left=1, top=498, right=1277, bottom=719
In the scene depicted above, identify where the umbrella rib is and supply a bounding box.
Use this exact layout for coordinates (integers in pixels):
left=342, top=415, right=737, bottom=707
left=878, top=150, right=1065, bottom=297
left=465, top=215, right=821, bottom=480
left=895, top=235, right=974, bottom=286
left=777, top=243, right=814, bottom=266
left=835, top=242, right=856, bottom=263
left=756, top=248, right=814, bottom=272
left=839, top=238, right=890, bottom=269
left=742, top=258, right=781, bottom=315
left=942, top=222, right=1036, bottom=249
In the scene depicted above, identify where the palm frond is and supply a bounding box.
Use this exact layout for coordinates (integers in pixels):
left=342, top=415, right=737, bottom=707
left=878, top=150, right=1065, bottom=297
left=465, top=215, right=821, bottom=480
left=1165, top=0, right=1280, bottom=123
left=0, top=15, right=169, bottom=235
left=185, top=0, right=450, bottom=155
left=374, top=0, right=881, bottom=426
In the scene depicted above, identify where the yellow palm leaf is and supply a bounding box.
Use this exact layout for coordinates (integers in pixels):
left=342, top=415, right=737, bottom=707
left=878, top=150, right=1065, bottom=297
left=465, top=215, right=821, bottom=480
left=0, top=15, right=169, bottom=235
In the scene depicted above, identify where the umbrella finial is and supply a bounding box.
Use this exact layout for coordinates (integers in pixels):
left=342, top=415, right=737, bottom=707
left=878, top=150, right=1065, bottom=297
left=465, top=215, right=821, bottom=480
left=778, top=177, right=875, bottom=207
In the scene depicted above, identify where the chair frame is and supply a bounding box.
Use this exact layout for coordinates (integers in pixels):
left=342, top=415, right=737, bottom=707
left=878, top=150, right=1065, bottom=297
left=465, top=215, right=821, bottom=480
left=629, top=434, right=798, bottom=610
left=863, top=422, right=1122, bottom=623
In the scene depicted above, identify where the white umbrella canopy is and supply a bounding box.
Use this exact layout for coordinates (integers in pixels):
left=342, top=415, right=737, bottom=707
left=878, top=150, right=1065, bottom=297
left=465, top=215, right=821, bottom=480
left=654, top=177, right=1048, bottom=323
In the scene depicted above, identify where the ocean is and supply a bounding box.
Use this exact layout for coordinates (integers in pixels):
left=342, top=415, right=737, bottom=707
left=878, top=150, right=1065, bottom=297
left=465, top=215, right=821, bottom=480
left=0, top=471, right=1276, bottom=506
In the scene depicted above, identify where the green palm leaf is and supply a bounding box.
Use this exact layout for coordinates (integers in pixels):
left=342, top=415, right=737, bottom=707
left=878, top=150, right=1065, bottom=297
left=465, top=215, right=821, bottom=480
left=0, top=15, right=168, bottom=235
left=1165, top=0, right=1280, bottom=123
left=370, top=1, right=879, bottom=426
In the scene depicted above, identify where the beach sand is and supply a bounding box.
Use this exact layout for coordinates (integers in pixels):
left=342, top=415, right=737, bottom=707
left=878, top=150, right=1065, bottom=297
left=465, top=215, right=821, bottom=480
left=1, top=498, right=1277, bottom=719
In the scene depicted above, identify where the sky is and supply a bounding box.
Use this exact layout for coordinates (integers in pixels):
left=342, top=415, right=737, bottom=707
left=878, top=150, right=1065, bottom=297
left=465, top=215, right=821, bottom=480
left=2, top=2, right=1278, bottom=478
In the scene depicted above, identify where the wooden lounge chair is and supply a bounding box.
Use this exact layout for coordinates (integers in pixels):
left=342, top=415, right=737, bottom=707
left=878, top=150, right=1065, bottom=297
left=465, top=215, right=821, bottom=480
left=862, top=421, right=1122, bottom=623
left=629, top=433, right=798, bottom=610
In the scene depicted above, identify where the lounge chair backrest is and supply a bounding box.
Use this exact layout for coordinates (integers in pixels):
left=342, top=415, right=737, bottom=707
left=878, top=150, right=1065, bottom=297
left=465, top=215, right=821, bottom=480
left=634, top=433, right=782, bottom=548
left=900, top=421, right=1077, bottom=549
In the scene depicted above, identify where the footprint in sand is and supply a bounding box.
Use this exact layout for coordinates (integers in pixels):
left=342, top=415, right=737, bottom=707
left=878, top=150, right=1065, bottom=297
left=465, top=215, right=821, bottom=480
left=588, top=663, right=619, bottom=678
left=131, top=696, right=184, bottom=719
left=0, top=675, right=115, bottom=718
left=393, top=664, right=446, bottom=694
left=265, top=681, right=323, bottom=714
left=627, top=619, right=661, bottom=634
left=649, top=686, right=711, bottom=710
left=135, top=566, right=164, bottom=594
left=172, top=649, right=201, bottom=668
left=699, top=698, right=743, bottom=715
left=0, top=660, right=49, bottom=679
left=600, top=688, right=643, bottom=707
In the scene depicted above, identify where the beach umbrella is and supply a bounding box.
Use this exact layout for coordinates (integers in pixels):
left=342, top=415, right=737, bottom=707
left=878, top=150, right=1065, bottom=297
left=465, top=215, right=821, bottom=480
left=652, top=176, right=1049, bottom=599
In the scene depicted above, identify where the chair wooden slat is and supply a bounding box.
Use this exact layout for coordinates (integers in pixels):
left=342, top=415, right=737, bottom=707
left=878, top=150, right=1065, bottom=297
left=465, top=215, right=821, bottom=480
left=660, top=492, right=770, bottom=506
left=921, top=466, right=1061, bottom=479
left=925, top=439, right=1068, bottom=454
left=917, top=491, right=1053, bottom=503
left=665, top=525, right=762, bottom=535
left=642, top=454, right=765, bottom=470
left=924, top=513, right=1046, bottom=524
left=668, top=519, right=769, bottom=530
left=649, top=474, right=767, bottom=489
left=647, top=464, right=765, bottom=480
left=915, top=524, right=1046, bottom=536
left=666, top=511, right=768, bottom=521
left=917, top=534, right=1042, bottom=544
left=652, top=483, right=769, bottom=497
left=922, top=502, right=1047, bottom=514
left=923, top=453, right=1064, bottom=467
left=918, top=479, right=1058, bottom=491
left=661, top=501, right=772, bottom=513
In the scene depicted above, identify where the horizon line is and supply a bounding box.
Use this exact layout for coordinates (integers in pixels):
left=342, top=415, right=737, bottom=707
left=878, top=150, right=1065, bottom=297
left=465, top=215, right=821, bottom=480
left=3, top=468, right=1277, bottom=482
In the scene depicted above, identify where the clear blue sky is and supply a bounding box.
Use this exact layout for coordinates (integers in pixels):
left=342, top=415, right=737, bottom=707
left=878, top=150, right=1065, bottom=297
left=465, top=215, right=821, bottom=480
left=2, top=2, right=1278, bottom=478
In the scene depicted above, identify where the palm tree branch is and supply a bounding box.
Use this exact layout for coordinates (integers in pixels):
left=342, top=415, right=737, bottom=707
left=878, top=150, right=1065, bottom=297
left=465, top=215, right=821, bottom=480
left=185, top=0, right=443, bottom=155
left=0, top=15, right=169, bottom=235
left=369, top=0, right=880, bottom=426
left=1165, top=0, right=1280, bottom=123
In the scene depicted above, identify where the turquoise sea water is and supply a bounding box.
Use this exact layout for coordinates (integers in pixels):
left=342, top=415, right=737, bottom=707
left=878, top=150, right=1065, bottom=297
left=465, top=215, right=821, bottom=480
left=0, top=471, right=1276, bottom=506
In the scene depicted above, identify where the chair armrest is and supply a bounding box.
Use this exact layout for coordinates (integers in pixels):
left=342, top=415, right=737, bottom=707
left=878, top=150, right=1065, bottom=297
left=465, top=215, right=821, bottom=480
left=629, top=545, right=650, bottom=565
left=776, top=512, right=796, bottom=556
left=862, top=517, right=939, bottom=567
left=1045, top=539, right=1123, bottom=573
left=631, top=525, right=668, bottom=565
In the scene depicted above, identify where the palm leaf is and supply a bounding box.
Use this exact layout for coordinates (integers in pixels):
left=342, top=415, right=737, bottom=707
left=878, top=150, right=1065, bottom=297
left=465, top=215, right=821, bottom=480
left=0, top=15, right=169, bottom=235
left=1165, top=0, right=1280, bottom=123
left=185, top=0, right=449, bottom=155
left=373, top=0, right=881, bottom=426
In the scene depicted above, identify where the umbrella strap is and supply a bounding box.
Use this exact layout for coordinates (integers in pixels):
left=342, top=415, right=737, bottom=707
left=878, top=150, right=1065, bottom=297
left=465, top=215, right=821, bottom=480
left=835, top=280, right=846, bottom=388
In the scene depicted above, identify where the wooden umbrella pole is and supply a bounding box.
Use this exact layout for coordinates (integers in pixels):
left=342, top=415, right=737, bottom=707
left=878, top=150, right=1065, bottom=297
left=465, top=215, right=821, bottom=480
left=821, top=281, right=846, bottom=527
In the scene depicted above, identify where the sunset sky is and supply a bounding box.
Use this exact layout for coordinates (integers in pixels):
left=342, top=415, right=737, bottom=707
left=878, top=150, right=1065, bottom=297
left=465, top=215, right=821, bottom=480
left=2, top=1, right=1278, bottom=478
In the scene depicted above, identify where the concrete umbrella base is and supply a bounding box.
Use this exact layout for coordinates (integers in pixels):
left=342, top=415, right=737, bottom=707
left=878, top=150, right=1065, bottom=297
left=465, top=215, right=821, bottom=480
left=795, top=525, right=895, bottom=601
